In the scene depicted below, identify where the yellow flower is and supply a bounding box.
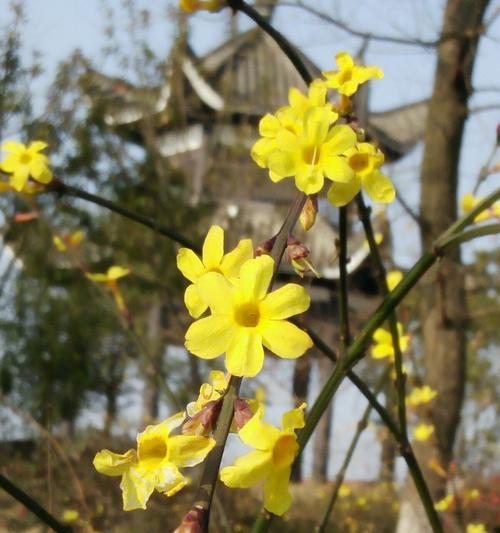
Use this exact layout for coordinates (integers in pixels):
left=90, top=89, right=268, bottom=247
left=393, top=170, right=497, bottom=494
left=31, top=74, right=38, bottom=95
left=0, top=140, right=53, bottom=192
left=387, top=270, right=403, bottom=291
left=338, top=484, right=351, bottom=498
left=464, top=488, right=480, bottom=500
left=186, top=370, right=228, bottom=417
left=61, top=509, right=80, bottom=523
left=93, top=412, right=215, bottom=510
left=85, top=266, right=130, bottom=311
left=461, top=192, right=500, bottom=222
left=185, top=255, right=312, bottom=377
left=327, top=142, right=395, bottom=206
left=413, top=423, right=435, bottom=442
left=263, top=107, right=357, bottom=195
left=321, top=52, right=383, bottom=97
left=467, top=523, right=487, bottom=533
left=434, top=493, right=454, bottom=511
left=251, top=84, right=337, bottom=171
left=179, top=0, right=224, bottom=12
left=371, top=323, right=409, bottom=360
left=406, top=385, right=438, bottom=407
left=220, top=403, right=306, bottom=516
left=53, top=231, right=84, bottom=252
left=177, top=225, right=253, bottom=318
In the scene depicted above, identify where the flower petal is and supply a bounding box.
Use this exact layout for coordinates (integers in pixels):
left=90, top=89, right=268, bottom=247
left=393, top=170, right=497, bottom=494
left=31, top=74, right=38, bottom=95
left=184, top=284, right=208, bottom=318
left=120, top=465, right=156, bottom=511
left=185, top=315, right=235, bottom=359
left=220, top=238, right=253, bottom=278
left=27, top=141, right=48, bottom=153
left=281, top=403, right=306, bottom=432
left=9, top=169, right=29, bottom=192
left=202, top=225, right=224, bottom=270
left=177, top=248, right=205, bottom=283
left=1, top=141, right=24, bottom=154
left=294, top=166, right=324, bottom=195
left=263, top=467, right=293, bottom=516
left=93, top=449, right=137, bottom=476
left=220, top=450, right=271, bottom=488
left=267, top=150, right=299, bottom=178
left=259, top=113, right=281, bottom=137
left=167, top=435, right=216, bottom=467
left=155, top=464, right=187, bottom=496
left=372, top=344, right=393, bottom=359
left=225, top=328, right=264, bottom=377
left=322, top=156, right=355, bottom=184
left=0, top=154, right=19, bottom=173
left=327, top=178, right=361, bottom=207
left=336, top=52, right=354, bottom=70
left=260, top=284, right=310, bottom=320
left=30, top=162, right=52, bottom=184
left=239, top=406, right=281, bottom=449
left=304, top=107, right=330, bottom=146
left=260, top=319, right=312, bottom=359
left=363, top=170, right=395, bottom=203
left=324, top=125, right=357, bottom=155
left=238, top=255, right=274, bottom=302
left=196, top=272, right=234, bottom=315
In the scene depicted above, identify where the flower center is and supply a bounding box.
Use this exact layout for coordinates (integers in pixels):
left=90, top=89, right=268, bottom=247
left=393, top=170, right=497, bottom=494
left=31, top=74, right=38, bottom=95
left=234, top=302, right=260, bottom=328
left=272, top=435, right=298, bottom=469
left=348, top=152, right=370, bottom=173
left=138, top=436, right=168, bottom=466
left=338, top=68, right=353, bottom=85
left=302, top=144, right=320, bottom=166
left=19, top=152, right=32, bottom=165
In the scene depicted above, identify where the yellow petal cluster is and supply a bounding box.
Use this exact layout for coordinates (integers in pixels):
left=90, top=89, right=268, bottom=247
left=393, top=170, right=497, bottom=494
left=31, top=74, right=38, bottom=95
left=461, top=192, right=500, bottom=222
left=93, top=412, right=215, bottom=510
left=85, top=266, right=130, bottom=311
left=177, top=225, right=253, bottom=318
left=406, top=385, right=438, bottom=407
left=0, top=140, right=53, bottom=192
left=327, top=142, right=395, bottom=206
left=186, top=370, right=228, bottom=417
left=320, top=52, right=384, bottom=96
left=386, top=270, right=403, bottom=291
left=179, top=0, right=224, bottom=12
left=467, top=524, right=487, bottom=533
left=413, top=423, right=435, bottom=442
left=185, top=255, right=312, bottom=377
left=371, top=323, right=409, bottom=360
left=434, top=493, right=454, bottom=511
left=53, top=231, right=84, bottom=252
left=220, top=403, right=306, bottom=516
left=251, top=53, right=393, bottom=205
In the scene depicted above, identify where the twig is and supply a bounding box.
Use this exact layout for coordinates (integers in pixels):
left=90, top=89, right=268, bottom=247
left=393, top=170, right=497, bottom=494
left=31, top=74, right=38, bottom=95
left=338, top=206, right=351, bottom=352
left=48, top=179, right=199, bottom=251
left=0, top=473, right=73, bottom=533
left=316, top=369, right=390, bottom=533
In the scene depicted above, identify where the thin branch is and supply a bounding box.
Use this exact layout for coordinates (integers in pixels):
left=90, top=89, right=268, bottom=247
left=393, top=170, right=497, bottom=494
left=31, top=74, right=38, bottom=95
left=0, top=473, right=73, bottom=533
left=395, top=192, right=422, bottom=226
left=316, top=369, right=389, bottom=533
left=338, top=206, right=351, bottom=352
left=49, top=179, right=199, bottom=252
left=356, top=194, right=408, bottom=440
left=227, top=0, right=313, bottom=85
left=268, top=1, right=461, bottom=48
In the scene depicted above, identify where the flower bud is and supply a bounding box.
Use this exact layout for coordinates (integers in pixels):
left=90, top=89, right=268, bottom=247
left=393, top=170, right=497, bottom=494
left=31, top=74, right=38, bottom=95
left=286, top=235, right=310, bottom=261
left=173, top=505, right=206, bottom=533
left=182, top=398, right=223, bottom=436
left=299, top=194, right=318, bottom=231
left=255, top=236, right=276, bottom=256
left=233, top=398, right=254, bottom=430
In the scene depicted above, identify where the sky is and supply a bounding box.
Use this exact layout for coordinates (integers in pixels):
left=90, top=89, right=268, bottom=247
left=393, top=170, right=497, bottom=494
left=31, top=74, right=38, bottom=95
left=1, top=0, right=499, bottom=482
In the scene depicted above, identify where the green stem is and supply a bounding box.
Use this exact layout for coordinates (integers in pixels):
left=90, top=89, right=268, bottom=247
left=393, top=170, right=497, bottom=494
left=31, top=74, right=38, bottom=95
left=316, top=370, right=389, bottom=533
left=250, top=190, right=500, bottom=533
left=0, top=473, right=73, bottom=533
left=49, top=180, right=199, bottom=251
left=356, top=193, right=408, bottom=439
left=438, top=222, right=500, bottom=252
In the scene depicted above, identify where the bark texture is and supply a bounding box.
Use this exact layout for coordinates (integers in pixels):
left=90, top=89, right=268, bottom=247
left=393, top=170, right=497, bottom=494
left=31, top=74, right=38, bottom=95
left=397, top=1, right=490, bottom=531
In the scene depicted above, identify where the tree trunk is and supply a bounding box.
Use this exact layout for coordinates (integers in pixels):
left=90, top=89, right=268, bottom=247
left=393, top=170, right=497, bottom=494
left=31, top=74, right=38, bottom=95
left=397, top=1, right=490, bottom=531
